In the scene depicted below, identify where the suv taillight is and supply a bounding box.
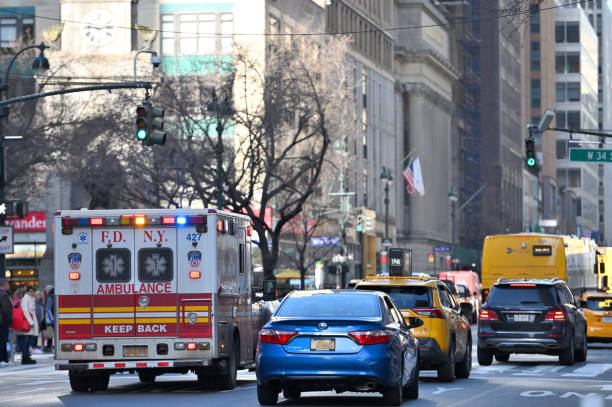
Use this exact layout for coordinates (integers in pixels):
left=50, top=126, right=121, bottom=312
left=545, top=309, right=566, bottom=321
left=258, top=329, right=297, bottom=345
left=413, top=308, right=444, bottom=318
left=479, top=309, right=498, bottom=320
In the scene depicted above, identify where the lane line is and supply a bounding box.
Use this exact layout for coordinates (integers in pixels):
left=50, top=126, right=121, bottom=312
left=562, top=363, right=612, bottom=377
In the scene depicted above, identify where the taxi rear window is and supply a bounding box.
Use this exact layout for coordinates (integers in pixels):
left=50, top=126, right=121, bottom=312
left=585, top=297, right=612, bottom=310
left=96, top=248, right=131, bottom=283
left=356, top=285, right=433, bottom=309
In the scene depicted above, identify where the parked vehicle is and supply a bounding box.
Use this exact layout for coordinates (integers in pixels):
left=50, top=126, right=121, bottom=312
left=355, top=276, right=473, bottom=382
left=256, top=290, right=422, bottom=406
left=578, top=290, right=612, bottom=343
left=478, top=278, right=588, bottom=366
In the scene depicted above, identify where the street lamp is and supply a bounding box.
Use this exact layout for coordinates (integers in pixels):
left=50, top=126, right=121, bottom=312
left=380, top=167, right=393, bottom=243
left=0, top=42, right=50, bottom=278
left=207, top=90, right=234, bottom=209
left=448, top=186, right=458, bottom=257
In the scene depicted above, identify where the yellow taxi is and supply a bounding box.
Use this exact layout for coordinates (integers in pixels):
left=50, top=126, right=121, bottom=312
left=579, top=291, right=612, bottom=342
left=355, top=276, right=473, bottom=382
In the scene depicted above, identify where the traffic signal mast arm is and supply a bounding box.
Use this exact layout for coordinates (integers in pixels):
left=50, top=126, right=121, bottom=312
left=548, top=127, right=612, bottom=140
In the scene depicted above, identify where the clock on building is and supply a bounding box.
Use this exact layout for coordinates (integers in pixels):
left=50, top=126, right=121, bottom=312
left=81, top=10, right=116, bottom=47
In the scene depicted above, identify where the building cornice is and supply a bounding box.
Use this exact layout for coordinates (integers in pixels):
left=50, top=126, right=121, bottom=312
left=395, top=47, right=460, bottom=82
left=401, top=81, right=455, bottom=114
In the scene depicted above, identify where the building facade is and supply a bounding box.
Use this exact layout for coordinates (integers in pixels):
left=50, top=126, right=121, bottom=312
left=554, top=5, right=599, bottom=237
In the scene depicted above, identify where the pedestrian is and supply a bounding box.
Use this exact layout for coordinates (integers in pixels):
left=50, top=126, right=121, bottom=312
left=12, top=286, right=24, bottom=307
left=43, top=285, right=54, bottom=353
left=0, top=278, right=12, bottom=365
left=34, top=291, right=45, bottom=353
left=17, top=285, right=38, bottom=365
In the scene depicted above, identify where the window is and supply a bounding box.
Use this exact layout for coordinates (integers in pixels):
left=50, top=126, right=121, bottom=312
left=530, top=6, right=540, bottom=33
left=0, top=15, right=34, bottom=49
left=556, top=139, right=567, bottom=159
left=567, top=111, right=580, bottom=129
left=530, top=41, right=540, bottom=71
left=568, top=168, right=581, bottom=187
left=96, top=248, right=131, bottom=283
left=276, top=293, right=381, bottom=318
left=531, top=79, right=541, bottom=108
left=556, top=82, right=581, bottom=102
left=576, top=197, right=582, bottom=216
left=161, top=12, right=233, bottom=56
left=138, top=248, right=173, bottom=283
left=556, top=52, right=580, bottom=73
left=269, top=15, right=280, bottom=34
left=356, top=285, right=432, bottom=308
left=487, top=286, right=556, bottom=306
left=555, top=22, right=579, bottom=43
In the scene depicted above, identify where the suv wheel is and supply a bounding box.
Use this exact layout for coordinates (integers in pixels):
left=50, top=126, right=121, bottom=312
left=437, top=341, right=456, bottom=382
left=477, top=346, right=493, bottom=366
left=575, top=330, right=588, bottom=362
left=455, top=337, right=472, bottom=378
left=559, top=334, right=575, bottom=366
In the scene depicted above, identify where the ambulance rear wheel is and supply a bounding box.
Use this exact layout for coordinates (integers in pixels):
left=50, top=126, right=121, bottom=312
left=138, top=371, right=156, bottom=383
left=216, top=342, right=238, bottom=390
left=89, top=373, right=110, bottom=391
left=69, top=372, right=90, bottom=392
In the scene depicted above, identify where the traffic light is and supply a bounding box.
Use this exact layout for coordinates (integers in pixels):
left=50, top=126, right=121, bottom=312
left=145, top=105, right=166, bottom=146
left=525, top=138, right=537, bottom=170
left=135, top=102, right=166, bottom=146
left=136, top=105, right=147, bottom=141
left=356, top=215, right=363, bottom=232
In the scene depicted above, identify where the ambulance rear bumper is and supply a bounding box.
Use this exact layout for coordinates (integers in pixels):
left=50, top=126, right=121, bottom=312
left=56, top=359, right=214, bottom=372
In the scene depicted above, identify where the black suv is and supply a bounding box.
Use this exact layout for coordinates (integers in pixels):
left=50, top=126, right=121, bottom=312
left=477, top=278, right=587, bottom=366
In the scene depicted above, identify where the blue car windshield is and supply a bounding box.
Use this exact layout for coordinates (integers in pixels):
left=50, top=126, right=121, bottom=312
left=276, top=293, right=381, bottom=318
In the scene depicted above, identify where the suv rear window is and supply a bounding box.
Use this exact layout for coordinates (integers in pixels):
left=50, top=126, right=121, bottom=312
left=355, top=285, right=432, bottom=309
left=276, top=293, right=381, bottom=318
left=487, top=285, right=556, bottom=306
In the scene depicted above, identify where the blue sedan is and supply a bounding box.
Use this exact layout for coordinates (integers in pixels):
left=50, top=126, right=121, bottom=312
left=256, top=290, right=422, bottom=405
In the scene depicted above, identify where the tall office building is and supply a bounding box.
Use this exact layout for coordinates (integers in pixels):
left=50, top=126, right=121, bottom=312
left=554, top=3, right=599, bottom=237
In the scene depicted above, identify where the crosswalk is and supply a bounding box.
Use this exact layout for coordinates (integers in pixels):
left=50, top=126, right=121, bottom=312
left=463, top=362, right=612, bottom=378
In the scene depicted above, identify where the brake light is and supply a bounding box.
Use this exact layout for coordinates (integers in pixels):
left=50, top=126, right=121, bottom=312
left=545, top=309, right=566, bottom=321
left=413, top=308, right=444, bottom=318
left=69, top=272, right=80, bottom=281
left=349, top=330, right=393, bottom=345
left=258, top=329, right=297, bottom=345
left=509, top=283, right=536, bottom=287
left=186, top=342, right=197, bottom=351
left=73, top=343, right=84, bottom=352
left=479, top=309, right=498, bottom=320
left=189, top=271, right=201, bottom=279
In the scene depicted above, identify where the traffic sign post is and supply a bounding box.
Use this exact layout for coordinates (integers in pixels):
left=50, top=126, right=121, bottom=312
left=569, top=148, right=612, bottom=162
left=0, top=226, right=13, bottom=254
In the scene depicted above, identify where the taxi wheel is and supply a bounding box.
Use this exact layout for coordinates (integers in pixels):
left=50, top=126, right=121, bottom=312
left=88, top=373, right=110, bottom=392
left=437, top=341, right=456, bottom=382
left=257, top=383, right=279, bottom=405
left=216, top=342, right=238, bottom=390
left=477, top=347, right=493, bottom=366
left=455, top=337, right=472, bottom=378
left=575, top=331, right=588, bottom=362
left=69, top=372, right=90, bottom=392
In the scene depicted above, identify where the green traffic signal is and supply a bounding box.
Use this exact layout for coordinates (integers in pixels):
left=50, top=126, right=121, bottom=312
left=136, top=128, right=147, bottom=140
left=526, top=157, right=536, bottom=167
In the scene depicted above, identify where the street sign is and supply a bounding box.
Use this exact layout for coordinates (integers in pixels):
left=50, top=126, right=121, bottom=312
left=569, top=148, right=612, bottom=162
left=382, top=238, right=393, bottom=248
left=0, top=226, right=14, bottom=254
left=433, top=245, right=451, bottom=253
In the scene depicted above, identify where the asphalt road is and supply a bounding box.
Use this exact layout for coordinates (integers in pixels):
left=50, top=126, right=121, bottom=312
left=1, top=330, right=612, bottom=407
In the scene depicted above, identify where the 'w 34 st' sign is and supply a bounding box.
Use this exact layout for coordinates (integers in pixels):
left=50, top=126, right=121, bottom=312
left=569, top=148, right=612, bottom=162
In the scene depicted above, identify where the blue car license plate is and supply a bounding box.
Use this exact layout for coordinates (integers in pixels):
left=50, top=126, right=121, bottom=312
left=310, top=338, right=335, bottom=351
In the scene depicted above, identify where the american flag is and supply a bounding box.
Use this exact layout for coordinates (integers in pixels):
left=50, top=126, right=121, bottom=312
left=403, top=160, right=416, bottom=196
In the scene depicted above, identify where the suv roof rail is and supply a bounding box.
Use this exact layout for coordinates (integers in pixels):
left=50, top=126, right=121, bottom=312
left=494, top=277, right=561, bottom=285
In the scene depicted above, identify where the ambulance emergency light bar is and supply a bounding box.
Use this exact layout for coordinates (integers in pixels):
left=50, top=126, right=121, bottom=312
left=61, top=214, right=207, bottom=235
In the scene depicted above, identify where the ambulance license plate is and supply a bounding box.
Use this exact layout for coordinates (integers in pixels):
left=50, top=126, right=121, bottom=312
left=124, top=346, right=148, bottom=357
left=310, top=338, right=335, bottom=351
left=602, top=317, right=612, bottom=323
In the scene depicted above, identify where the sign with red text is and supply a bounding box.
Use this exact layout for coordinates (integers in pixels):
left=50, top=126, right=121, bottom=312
left=6, top=211, right=46, bottom=232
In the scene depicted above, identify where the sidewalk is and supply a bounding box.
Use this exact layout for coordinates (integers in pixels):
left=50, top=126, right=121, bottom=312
left=0, top=353, right=55, bottom=373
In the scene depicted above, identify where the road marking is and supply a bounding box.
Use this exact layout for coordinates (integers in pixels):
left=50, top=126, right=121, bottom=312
left=513, top=365, right=564, bottom=375
left=562, top=364, right=612, bottom=378
left=447, top=383, right=501, bottom=406
left=0, top=396, right=35, bottom=404
left=472, top=364, right=517, bottom=374
left=432, top=386, right=463, bottom=395
left=17, top=380, right=66, bottom=386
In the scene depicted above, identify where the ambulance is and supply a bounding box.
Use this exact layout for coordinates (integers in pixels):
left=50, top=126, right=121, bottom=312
left=54, top=209, right=262, bottom=392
